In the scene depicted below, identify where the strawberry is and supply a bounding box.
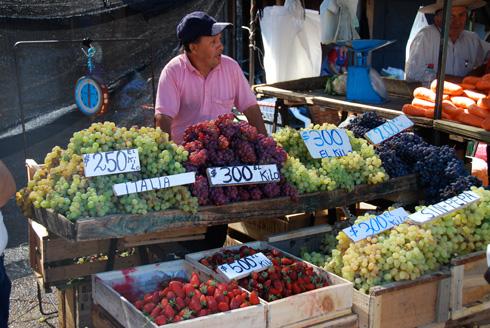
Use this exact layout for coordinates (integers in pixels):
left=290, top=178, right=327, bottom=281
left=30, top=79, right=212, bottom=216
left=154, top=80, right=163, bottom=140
left=206, top=296, right=218, bottom=312
left=155, top=315, right=167, bottom=325
left=166, top=291, right=176, bottom=301
left=230, top=295, right=243, bottom=310
left=200, top=258, right=210, bottom=267
left=175, top=297, right=186, bottom=311
left=200, top=294, right=208, bottom=308
left=199, top=284, right=208, bottom=295
left=190, top=272, right=200, bottom=288
left=281, top=257, right=293, bottom=265
left=214, top=289, right=225, bottom=303
left=206, top=279, right=217, bottom=296
left=173, top=315, right=182, bottom=322
left=160, top=298, right=169, bottom=308
left=169, top=281, right=185, bottom=298
left=249, top=291, right=260, bottom=305
left=197, top=309, right=209, bottom=317
left=271, top=249, right=281, bottom=257
left=183, top=283, right=195, bottom=298
left=178, top=308, right=194, bottom=320
left=163, top=304, right=175, bottom=320
left=143, top=302, right=156, bottom=314
left=292, top=283, right=302, bottom=294
left=189, top=296, right=202, bottom=313
left=134, top=300, right=144, bottom=310
left=273, top=280, right=284, bottom=293
left=150, top=306, right=162, bottom=318
left=143, top=293, right=153, bottom=304
left=217, top=301, right=229, bottom=312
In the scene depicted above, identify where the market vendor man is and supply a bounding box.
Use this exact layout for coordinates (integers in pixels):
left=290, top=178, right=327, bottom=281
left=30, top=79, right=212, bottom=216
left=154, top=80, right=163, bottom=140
left=405, top=0, right=490, bottom=82
left=155, top=11, right=267, bottom=144
left=154, top=11, right=267, bottom=247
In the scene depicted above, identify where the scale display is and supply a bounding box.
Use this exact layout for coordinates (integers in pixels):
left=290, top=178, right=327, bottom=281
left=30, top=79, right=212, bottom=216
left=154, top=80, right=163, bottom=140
left=74, top=76, right=108, bottom=116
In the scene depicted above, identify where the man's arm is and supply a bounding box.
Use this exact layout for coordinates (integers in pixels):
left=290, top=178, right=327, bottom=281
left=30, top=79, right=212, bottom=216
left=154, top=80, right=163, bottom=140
left=243, top=105, right=267, bottom=136
left=0, top=161, right=16, bottom=208
left=155, top=113, right=173, bottom=139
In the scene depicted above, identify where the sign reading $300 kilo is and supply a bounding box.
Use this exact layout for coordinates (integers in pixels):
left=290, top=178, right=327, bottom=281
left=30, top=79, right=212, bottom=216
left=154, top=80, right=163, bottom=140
left=206, top=164, right=280, bottom=187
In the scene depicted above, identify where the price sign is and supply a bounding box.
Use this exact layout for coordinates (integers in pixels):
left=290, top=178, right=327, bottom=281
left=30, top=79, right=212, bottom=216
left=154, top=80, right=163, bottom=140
left=206, top=164, right=280, bottom=187
left=343, top=208, right=409, bottom=242
left=365, top=115, right=414, bottom=145
left=301, top=129, right=352, bottom=159
left=112, top=172, right=195, bottom=196
left=217, top=252, right=272, bottom=281
left=83, top=149, right=140, bottom=177
left=407, top=190, right=480, bottom=225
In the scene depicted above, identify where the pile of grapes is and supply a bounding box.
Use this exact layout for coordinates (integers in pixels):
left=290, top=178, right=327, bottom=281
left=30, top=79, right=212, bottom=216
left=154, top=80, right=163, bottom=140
left=16, top=122, right=198, bottom=220
left=304, top=187, right=490, bottom=293
left=346, top=112, right=482, bottom=204
left=272, top=123, right=388, bottom=193
left=182, top=114, right=297, bottom=205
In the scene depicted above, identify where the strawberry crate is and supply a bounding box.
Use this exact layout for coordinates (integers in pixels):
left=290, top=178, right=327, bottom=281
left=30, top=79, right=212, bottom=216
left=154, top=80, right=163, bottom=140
left=92, top=260, right=267, bottom=328
left=186, top=241, right=353, bottom=328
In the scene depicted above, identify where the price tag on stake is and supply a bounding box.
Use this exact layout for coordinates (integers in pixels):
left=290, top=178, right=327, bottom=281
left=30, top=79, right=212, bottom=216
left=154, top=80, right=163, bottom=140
left=217, top=252, right=272, bottom=281
left=364, top=115, right=414, bottom=145
left=343, top=208, right=410, bottom=242
left=301, top=129, right=352, bottom=159
left=112, top=172, right=195, bottom=196
left=83, top=149, right=140, bottom=177
left=206, top=164, right=280, bottom=187
left=407, top=190, right=480, bottom=225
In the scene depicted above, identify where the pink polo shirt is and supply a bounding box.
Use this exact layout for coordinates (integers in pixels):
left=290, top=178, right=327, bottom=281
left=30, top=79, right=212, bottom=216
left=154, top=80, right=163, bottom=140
left=155, top=54, right=258, bottom=144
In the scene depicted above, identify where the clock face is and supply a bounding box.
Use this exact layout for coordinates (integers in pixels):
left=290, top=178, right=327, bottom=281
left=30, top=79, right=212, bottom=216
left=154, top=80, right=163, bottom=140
left=75, top=76, right=108, bottom=116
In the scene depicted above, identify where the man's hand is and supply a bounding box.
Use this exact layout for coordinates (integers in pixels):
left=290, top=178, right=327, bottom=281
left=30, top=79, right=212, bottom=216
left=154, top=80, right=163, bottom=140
left=155, top=113, right=173, bottom=140
left=243, top=105, right=267, bottom=136
left=0, top=161, right=15, bottom=208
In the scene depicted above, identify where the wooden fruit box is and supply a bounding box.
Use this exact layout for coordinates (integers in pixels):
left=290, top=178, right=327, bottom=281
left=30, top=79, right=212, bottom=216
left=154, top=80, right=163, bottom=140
left=28, top=218, right=206, bottom=288
left=25, top=159, right=418, bottom=242
left=92, top=259, right=267, bottom=328
left=186, top=241, right=353, bottom=328
left=351, top=271, right=451, bottom=328
left=449, top=250, right=490, bottom=320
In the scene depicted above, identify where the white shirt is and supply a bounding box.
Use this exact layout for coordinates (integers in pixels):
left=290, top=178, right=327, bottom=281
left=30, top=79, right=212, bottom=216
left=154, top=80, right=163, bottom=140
left=405, top=25, right=488, bottom=82
left=0, top=211, right=7, bottom=255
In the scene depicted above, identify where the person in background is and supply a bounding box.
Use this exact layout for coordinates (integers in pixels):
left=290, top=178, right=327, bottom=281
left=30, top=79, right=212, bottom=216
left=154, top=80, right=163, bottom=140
left=154, top=11, right=266, bottom=144
left=405, top=0, right=490, bottom=83
left=154, top=11, right=267, bottom=248
left=0, top=160, right=16, bottom=328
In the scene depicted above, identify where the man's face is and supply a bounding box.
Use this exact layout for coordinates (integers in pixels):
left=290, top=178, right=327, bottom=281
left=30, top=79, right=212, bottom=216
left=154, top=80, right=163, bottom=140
left=190, top=33, right=224, bottom=69
left=435, top=6, right=468, bottom=38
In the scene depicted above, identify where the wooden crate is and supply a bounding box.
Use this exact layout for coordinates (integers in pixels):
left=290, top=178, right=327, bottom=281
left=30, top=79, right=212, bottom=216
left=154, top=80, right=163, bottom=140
left=25, top=158, right=419, bottom=242
left=92, top=259, right=267, bottom=328
left=58, top=280, right=93, bottom=328
left=352, top=271, right=451, bottom=328
left=186, top=241, right=353, bottom=328
left=28, top=218, right=205, bottom=288
left=449, top=250, right=490, bottom=320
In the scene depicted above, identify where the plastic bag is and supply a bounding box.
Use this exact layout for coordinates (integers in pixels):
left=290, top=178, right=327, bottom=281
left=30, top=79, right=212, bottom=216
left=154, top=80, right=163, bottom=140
left=405, top=8, right=429, bottom=62
left=260, top=6, right=321, bottom=83
left=320, top=0, right=359, bottom=44
left=284, top=0, right=305, bottom=30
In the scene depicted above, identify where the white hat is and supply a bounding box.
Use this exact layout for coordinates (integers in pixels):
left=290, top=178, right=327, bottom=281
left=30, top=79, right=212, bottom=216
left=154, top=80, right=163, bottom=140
left=419, top=0, right=486, bottom=14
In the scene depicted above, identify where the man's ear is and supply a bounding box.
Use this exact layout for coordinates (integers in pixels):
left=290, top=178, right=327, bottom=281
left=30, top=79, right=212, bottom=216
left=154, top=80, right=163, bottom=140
left=189, top=42, right=198, bottom=54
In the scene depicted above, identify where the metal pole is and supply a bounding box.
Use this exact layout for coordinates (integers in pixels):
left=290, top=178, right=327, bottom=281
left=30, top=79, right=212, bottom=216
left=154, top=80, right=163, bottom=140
left=434, top=0, right=452, bottom=144
left=248, top=0, right=256, bottom=85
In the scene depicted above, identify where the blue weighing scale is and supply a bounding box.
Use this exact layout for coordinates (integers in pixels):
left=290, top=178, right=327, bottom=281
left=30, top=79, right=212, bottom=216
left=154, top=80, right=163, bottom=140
left=344, top=39, right=396, bottom=104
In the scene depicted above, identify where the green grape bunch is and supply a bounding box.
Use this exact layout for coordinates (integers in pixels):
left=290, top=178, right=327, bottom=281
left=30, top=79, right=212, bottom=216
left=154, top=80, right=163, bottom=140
left=17, top=122, right=198, bottom=221
left=273, top=123, right=388, bottom=194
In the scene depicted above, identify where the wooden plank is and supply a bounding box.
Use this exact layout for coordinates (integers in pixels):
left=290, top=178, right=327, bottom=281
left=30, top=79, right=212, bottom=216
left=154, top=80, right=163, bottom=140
left=31, top=174, right=417, bottom=242
left=92, top=304, right=122, bottom=328
left=369, top=271, right=450, bottom=296
left=450, top=250, right=486, bottom=266
left=433, top=120, right=490, bottom=143
left=436, top=277, right=451, bottom=323
left=450, top=265, right=465, bottom=314
left=267, top=224, right=332, bottom=243
left=64, top=287, right=77, bottom=328
left=304, top=314, right=358, bottom=328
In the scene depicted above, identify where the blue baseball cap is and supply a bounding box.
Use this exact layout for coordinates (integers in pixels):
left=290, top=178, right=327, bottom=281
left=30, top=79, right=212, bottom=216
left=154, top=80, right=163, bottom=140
left=177, top=11, right=232, bottom=44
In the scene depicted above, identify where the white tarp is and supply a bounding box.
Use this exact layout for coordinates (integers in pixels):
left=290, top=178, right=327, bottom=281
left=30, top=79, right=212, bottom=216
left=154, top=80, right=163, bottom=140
left=260, top=2, right=321, bottom=83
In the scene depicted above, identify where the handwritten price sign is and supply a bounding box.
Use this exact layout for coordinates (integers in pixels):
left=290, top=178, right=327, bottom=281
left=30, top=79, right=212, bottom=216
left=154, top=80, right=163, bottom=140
left=343, top=208, right=409, bottom=242
left=112, top=172, right=195, bottom=196
left=407, top=190, right=480, bottom=225
left=301, top=129, right=352, bottom=159
left=83, top=149, right=140, bottom=177
left=218, top=252, right=272, bottom=281
left=365, top=115, right=414, bottom=145
left=206, top=164, right=280, bottom=187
